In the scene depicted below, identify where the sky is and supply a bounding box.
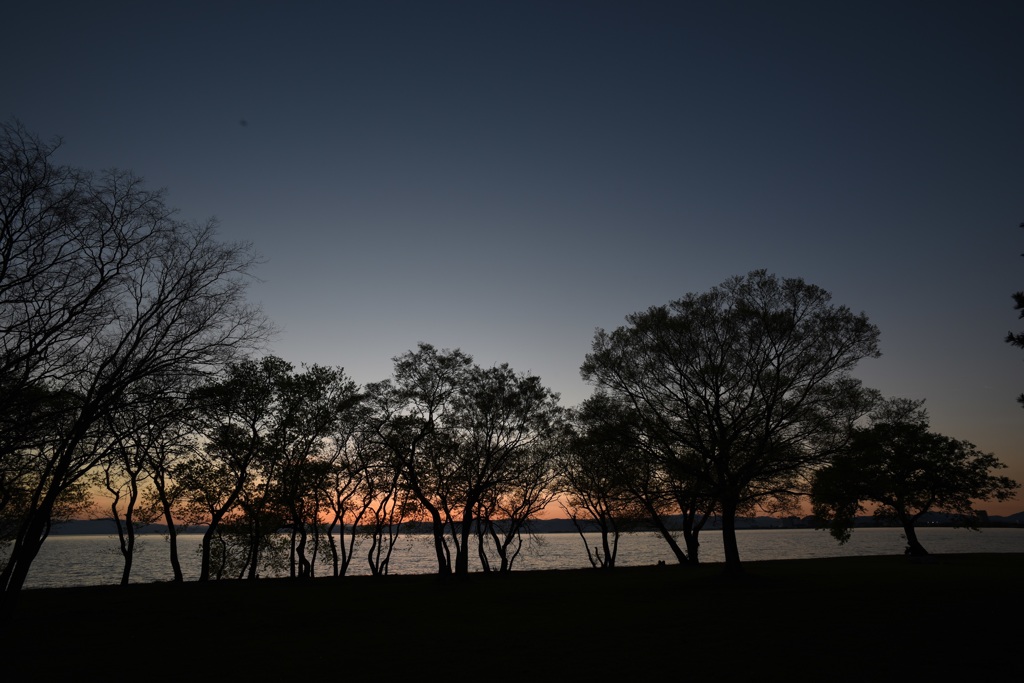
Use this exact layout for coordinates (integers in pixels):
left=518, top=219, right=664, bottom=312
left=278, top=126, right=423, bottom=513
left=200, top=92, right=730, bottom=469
left=5, top=1, right=1023, bottom=514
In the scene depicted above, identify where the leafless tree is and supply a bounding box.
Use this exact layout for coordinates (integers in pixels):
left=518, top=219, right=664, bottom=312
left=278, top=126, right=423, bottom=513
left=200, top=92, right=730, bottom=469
left=0, top=120, right=270, bottom=597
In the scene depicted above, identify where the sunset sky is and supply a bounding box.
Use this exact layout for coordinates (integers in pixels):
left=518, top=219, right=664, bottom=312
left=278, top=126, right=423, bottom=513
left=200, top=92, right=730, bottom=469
left=5, top=1, right=1023, bottom=514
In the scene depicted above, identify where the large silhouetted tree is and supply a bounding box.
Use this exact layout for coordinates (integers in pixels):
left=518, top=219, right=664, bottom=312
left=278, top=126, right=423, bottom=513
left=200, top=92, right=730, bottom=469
left=0, top=120, right=269, bottom=597
left=581, top=270, right=881, bottom=573
left=812, top=398, right=1019, bottom=556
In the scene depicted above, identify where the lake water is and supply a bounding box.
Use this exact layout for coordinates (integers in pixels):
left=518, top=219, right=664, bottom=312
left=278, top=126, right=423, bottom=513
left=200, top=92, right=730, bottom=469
left=11, top=526, right=1024, bottom=590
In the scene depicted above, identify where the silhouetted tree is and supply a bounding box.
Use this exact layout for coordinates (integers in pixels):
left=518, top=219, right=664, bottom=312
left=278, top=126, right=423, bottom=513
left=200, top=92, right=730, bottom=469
left=0, top=385, right=89, bottom=545
left=363, top=345, right=472, bottom=576
left=581, top=270, right=881, bottom=573
left=94, top=376, right=199, bottom=585
left=324, top=429, right=417, bottom=578
left=475, top=441, right=560, bottom=573
left=622, top=440, right=714, bottom=566
left=358, top=458, right=415, bottom=577
left=0, top=120, right=269, bottom=596
left=181, top=357, right=286, bottom=581
left=99, top=413, right=155, bottom=587
left=812, top=398, right=1020, bottom=556
left=573, top=392, right=715, bottom=565
left=182, top=357, right=359, bottom=581
left=558, top=397, right=647, bottom=569
left=136, top=393, right=196, bottom=583
left=365, top=343, right=564, bottom=577
left=321, top=429, right=380, bottom=577
left=444, top=362, right=564, bottom=575
left=268, top=363, right=360, bottom=579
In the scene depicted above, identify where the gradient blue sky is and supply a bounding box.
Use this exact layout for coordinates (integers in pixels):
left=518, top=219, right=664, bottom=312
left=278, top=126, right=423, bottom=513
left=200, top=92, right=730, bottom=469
left=6, top=1, right=1023, bottom=513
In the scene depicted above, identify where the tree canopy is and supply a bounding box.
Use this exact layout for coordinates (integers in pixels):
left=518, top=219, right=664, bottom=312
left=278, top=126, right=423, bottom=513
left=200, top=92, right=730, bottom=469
left=581, top=270, right=881, bottom=572
left=811, top=398, right=1019, bottom=556
left=364, top=343, right=565, bottom=576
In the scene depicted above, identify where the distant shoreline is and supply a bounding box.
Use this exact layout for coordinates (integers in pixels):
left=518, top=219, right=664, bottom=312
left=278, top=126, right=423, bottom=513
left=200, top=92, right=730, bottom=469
left=50, top=512, right=1024, bottom=536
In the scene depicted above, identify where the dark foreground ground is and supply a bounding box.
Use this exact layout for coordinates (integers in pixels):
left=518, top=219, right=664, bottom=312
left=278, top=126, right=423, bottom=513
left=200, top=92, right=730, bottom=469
left=1, top=554, right=1021, bottom=681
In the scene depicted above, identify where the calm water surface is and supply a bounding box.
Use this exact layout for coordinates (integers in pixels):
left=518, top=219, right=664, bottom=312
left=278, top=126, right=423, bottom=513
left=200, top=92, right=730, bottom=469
left=14, top=526, right=1024, bottom=590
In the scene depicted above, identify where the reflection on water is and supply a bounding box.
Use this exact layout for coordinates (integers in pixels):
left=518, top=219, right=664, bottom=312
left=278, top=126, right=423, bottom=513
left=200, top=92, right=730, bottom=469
left=13, top=526, right=1024, bottom=590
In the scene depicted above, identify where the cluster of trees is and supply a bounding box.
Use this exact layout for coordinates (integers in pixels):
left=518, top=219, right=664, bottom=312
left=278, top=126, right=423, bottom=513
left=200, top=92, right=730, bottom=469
left=2, top=121, right=1019, bottom=598
left=578, top=272, right=1018, bottom=569
left=0, top=119, right=571, bottom=591
left=0, top=120, right=270, bottom=599
left=86, top=346, right=566, bottom=584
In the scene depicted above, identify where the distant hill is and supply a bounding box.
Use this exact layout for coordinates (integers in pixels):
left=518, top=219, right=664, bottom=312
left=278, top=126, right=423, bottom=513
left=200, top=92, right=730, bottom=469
left=49, top=520, right=207, bottom=535
left=995, top=510, right=1024, bottom=525
left=523, top=511, right=1024, bottom=533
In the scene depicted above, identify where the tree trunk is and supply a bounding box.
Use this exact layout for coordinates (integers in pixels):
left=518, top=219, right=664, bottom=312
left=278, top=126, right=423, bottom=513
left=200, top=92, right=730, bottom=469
left=199, top=480, right=245, bottom=581
left=116, top=511, right=137, bottom=587
left=113, top=479, right=141, bottom=587
left=2, top=435, right=82, bottom=595
left=199, top=508, right=229, bottom=582
left=326, top=517, right=341, bottom=577
left=1, top=465, right=66, bottom=596
left=599, top=515, right=618, bottom=569
left=455, top=505, right=475, bottom=576
left=681, top=506, right=705, bottom=566
left=426, top=507, right=451, bottom=576
left=720, top=500, right=743, bottom=574
left=199, top=528, right=215, bottom=582
left=159, top=503, right=184, bottom=583
left=902, top=521, right=929, bottom=556
left=150, top=475, right=184, bottom=582
left=476, top=527, right=492, bottom=573
left=644, top=506, right=689, bottom=565
left=683, top=528, right=701, bottom=565
left=1, top=507, right=51, bottom=595
left=119, top=538, right=135, bottom=587
left=295, top=525, right=311, bottom=578
left=245, top=511, right=263, bottom=580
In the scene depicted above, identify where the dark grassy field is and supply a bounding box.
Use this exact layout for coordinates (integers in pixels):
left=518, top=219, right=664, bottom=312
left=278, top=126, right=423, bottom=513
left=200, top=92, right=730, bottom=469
left=1, top=553, right=1020, bottom=680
